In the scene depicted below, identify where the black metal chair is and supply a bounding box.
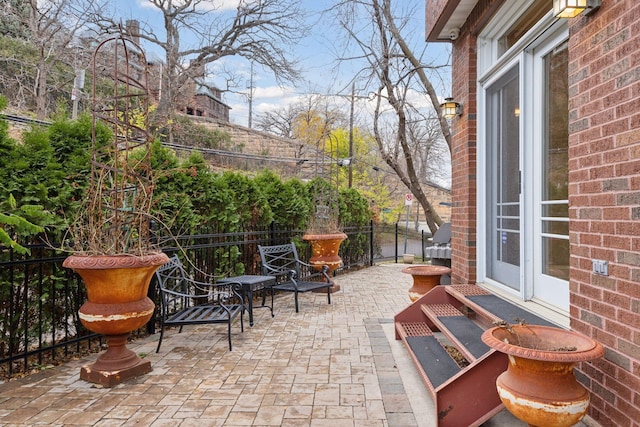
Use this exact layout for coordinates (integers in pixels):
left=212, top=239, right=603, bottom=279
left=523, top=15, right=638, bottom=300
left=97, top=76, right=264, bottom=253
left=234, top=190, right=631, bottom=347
left=154, top=255, right=245, bottom=352
left=258, top=243, right=333, bottom=313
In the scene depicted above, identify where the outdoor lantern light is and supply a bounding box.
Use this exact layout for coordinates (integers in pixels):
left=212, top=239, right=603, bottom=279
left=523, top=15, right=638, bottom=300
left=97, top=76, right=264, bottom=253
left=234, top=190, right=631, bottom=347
left=553, top=0, right=601, bottom=18
left=440, top=97, right=462, bottom=119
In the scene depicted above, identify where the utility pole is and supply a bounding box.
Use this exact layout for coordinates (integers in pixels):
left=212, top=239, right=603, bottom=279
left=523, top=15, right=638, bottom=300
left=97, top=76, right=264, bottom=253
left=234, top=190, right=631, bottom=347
left=247, top=61, right=254, bottom=128
left=348, top=83, right=354, bottom=188
left=72, top=69, right=85, bottom=120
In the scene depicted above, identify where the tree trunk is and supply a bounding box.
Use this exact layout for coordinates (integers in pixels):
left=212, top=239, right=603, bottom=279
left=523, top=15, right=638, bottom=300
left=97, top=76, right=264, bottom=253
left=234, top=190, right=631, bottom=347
left=35, top=55, right=48, bottom=120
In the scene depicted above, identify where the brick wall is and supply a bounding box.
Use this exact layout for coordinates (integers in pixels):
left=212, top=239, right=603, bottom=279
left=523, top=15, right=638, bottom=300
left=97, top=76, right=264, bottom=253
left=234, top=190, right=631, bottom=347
left=188, top=116, right=451, bottom=219
left=568, top=1, right=640, bottom=425
left=202, top=119, right=303, bottom=158
left=450, top=26, right=478, bottom=285
left=188, top=116, right=319, bottom=179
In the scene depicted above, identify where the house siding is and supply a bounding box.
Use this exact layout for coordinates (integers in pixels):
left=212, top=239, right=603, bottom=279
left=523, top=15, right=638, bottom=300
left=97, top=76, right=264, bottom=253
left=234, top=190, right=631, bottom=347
left=439, top=0, right=640, bottom=425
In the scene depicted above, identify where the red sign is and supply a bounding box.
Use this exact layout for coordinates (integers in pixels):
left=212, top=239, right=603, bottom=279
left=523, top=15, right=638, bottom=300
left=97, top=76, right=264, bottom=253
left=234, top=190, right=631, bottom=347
left=405, top=193, right=413, bottom=206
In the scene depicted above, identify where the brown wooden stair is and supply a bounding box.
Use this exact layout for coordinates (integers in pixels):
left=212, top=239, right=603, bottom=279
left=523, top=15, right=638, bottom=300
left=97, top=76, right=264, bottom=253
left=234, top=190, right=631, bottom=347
left=394, top=285, right=557, bottom=427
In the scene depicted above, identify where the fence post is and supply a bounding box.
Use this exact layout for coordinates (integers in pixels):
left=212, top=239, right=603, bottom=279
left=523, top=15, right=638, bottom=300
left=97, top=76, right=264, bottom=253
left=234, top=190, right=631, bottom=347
left=395, top=222, right=399, bottom=263
left=421, top=230, right=425, bottom=262
left=269, top=221, right=276, bottom=246
left=369, top=220, right=374, bottom=266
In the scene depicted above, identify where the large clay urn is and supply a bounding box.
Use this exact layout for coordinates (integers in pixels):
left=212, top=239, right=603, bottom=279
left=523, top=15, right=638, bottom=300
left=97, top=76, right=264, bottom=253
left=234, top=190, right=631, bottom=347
left=302, top=232, right=347, bottom=273
left=401, top=265, right=451, bottom=302
left=481, top=324, right=604, bottom=427
left=63, top=252, right=169, bottom=387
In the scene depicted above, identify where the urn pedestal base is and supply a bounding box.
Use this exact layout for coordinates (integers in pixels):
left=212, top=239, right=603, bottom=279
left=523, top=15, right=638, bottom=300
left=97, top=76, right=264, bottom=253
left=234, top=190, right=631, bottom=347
left=80, top=334, right=151, bottom=387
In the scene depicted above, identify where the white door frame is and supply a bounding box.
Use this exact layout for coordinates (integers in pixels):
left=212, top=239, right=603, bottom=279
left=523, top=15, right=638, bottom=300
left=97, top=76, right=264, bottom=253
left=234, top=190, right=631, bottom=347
left=477, top=8, right=568, bottom=310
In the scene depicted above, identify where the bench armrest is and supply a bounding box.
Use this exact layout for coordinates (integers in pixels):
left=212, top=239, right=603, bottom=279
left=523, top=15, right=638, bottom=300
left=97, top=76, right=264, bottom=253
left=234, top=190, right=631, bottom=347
left=288, top=264, right=331, bottom=282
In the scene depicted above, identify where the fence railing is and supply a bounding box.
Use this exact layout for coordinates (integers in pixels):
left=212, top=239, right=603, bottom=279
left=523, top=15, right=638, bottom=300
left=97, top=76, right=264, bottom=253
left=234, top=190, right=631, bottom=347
left=0, top=220, right=433, bottom=380
left=0, top=222, right=379, bottom=380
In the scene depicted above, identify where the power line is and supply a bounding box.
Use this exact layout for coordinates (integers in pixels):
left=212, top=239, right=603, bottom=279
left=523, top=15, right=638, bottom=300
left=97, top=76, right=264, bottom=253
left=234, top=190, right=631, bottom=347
left=161, top=141, right=328, bottom=165
left=353, top=157, right=451, bottom=193
left=1, top=114, right=51, bottom=127
left=161, top=142, right=305, bottom=163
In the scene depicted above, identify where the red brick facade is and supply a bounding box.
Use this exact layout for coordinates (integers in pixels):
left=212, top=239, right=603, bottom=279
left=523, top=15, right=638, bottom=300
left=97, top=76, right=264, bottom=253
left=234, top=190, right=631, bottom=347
left=432, top=0, right=640, bottom=425
left=567, top=1, right=640, bottom=425
left=450, top=25, right=479, bottom=285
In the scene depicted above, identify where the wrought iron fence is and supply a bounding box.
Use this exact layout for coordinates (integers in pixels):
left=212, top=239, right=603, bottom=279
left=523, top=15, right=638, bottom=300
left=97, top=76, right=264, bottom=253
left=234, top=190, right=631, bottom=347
left=0, top=222, right=376, bottom=379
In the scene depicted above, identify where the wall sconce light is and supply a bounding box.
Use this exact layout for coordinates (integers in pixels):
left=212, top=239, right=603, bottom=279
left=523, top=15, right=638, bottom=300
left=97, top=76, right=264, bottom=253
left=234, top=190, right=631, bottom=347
left=514, top=107, right=520, bottom=117
left=440, top=97, right=462, bottom=119
left=553, top=0, right=601, bottom=18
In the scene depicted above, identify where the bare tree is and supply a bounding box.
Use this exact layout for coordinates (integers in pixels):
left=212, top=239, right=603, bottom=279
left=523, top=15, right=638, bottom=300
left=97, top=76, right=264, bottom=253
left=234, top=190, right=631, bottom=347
left=102, top=0, right=308, bottom=142
left=255, top=94, right=347, bottom=171
left=255, top=104, right=300, bottom=139
left=334, top=0, right=451, bottom=233
left=0, top=0, right=100, bottom=119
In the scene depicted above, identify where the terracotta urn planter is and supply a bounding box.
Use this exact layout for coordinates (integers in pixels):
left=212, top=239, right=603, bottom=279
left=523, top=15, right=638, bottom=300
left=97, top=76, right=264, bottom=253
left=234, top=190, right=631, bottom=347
left=401, top=265, right=451, bottom=301
left=481, top=324, right=604, bottom=427
left=302, top=232, right=347, bottom=273
left=63, top=252, right=169, bottom=387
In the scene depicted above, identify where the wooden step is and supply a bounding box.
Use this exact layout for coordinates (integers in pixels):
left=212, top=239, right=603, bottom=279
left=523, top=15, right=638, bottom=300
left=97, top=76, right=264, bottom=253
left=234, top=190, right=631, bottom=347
left=395, top=322, right=462, bottom=393
left=421, top=304, right=489, bottom=362
left=394, top=286, right=508, bottom=426
left=394, top=285, right=563, bottom=426
left=446, top=285, right=556, bottom=327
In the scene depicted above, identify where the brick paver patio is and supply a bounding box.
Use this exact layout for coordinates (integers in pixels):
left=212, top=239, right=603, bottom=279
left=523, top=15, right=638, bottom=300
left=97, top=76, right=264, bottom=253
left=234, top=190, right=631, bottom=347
left=0, top=262, right=543, bottom=426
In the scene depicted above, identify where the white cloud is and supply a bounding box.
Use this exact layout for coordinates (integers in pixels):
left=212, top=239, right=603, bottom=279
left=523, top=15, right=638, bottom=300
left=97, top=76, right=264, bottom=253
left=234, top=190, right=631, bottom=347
left=405, top=88, right=434, bottom=109
left=253, top=86, right=295, bottom=99
left=255, top=101, right=284, bottom=114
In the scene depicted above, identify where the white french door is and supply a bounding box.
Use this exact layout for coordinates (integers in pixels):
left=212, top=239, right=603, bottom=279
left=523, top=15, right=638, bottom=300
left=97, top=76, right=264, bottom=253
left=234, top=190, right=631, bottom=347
left=479, top=11, right=569, bottom=314
left=531, top=36, right=570, bottom=311
left=486, top=66, right=521, bottom=291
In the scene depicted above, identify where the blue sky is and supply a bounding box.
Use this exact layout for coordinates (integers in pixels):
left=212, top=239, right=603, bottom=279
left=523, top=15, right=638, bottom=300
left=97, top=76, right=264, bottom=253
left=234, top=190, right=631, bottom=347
left=109, top=0, right=451, bottom=127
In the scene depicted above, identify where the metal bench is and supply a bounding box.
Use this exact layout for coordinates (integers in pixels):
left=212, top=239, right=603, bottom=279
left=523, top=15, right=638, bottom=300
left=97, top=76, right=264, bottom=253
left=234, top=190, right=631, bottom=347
left=154, top=255, right=245, bottom=352
left=258, top=243, right=333, bottom=313
left=424, top=223, right=451, bottom=284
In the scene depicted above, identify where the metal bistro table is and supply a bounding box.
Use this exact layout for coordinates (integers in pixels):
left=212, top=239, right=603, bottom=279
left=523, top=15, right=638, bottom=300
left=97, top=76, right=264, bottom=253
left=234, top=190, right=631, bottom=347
left=218, top=275, right=275, bottom=326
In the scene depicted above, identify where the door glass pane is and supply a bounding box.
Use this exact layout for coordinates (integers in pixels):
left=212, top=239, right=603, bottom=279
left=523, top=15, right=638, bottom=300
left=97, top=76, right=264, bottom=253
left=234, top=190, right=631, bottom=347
left=541, top=41, right=569, bottom=281
left=497, top=69, right=520, bottom=269
left=487, top=66, right=521, bottom=290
